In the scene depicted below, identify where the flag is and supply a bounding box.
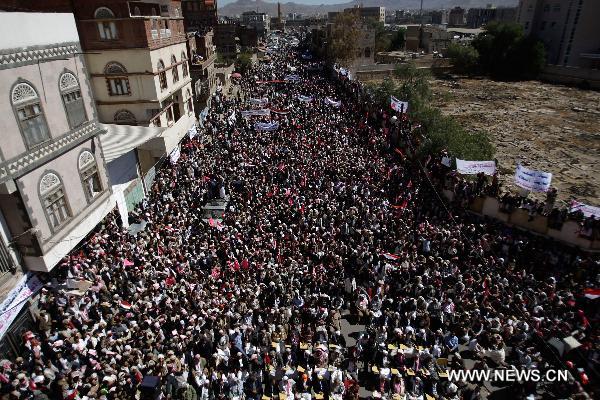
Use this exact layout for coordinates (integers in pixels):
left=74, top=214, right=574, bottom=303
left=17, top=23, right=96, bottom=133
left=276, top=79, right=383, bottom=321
left=119, top=300, right=132, bottom=310
left=270, top=108, right=290, bottom=115
left=382, top=253, right=401, bottom=260
left=390, top=96, right=408, bottom=113
left=165, top=276, right=176, bottom=286
left=208, top=218, right=216, bottom=227
left=211, top=267, right=220, bottom=279
left=123, top=259, right=134, bottom=267
left=284, top=74, right=301, bottom=82
left=584, top=288, right=600, bottom=300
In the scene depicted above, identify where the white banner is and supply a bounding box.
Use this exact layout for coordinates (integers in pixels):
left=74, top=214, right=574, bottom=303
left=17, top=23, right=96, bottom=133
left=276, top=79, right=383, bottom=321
left=514, top=164, right=552, bottom=192
left=284, top=74, right=301, bottom=82
left=298, top=95, right=313, bottom=102
left=390, top=96, right=408, bottom=113
left=0, top=274, right=43, bottom=340
left=570, top=200, right=600, bottom=218
left=456, top=159, right=496, bottom=176
left=188, top=125, right=198, bottom=139
left=255, top=122, right=279, bottom=131
left=170, top=146, right=181, bottom=164
left=326, top=97, right=341, bottom=107
left=249, top=97, right=269, bottom=106
left=241, top=109, right=271, bottom=118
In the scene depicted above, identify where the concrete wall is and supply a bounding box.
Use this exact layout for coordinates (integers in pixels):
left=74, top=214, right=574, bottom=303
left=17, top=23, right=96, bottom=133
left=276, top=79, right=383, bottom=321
left=541, top=64, right=600, bottom=89
left=0, top=55, right=97, bottom=161
left=14, top=137, right=110, bottom=248
left=447, top=192, right=598, bottom=250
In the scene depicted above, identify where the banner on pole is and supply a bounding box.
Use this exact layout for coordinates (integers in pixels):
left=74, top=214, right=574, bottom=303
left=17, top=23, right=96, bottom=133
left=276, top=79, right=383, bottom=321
left=298, top=95, right=313, bottom=102
left=249, top=97, right=269, bottom=106
left=169, top=145, right=181, bottom=164
left=390, top=96, right=408, bottom=113
left=514, top=164, right=552, bottom=192
left=456, top=159, right=496, bottom=176
left=570, top=200, right=600, bottom=218
left=241, top=109, right=271, bottom=117
left=255, top=122, right=279, bottom=131
left=188, top=125, right=198, bottom=139
left=0, top=274, right=43, bottom=340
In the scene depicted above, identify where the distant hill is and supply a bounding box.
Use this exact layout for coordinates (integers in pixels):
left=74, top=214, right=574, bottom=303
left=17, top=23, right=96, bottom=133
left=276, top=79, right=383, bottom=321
left=218, top=0, right=519, bottom=17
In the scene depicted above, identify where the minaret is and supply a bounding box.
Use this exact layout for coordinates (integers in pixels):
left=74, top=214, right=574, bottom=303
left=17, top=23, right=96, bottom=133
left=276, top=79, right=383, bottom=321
left=277, top=2, right=281, bottom=21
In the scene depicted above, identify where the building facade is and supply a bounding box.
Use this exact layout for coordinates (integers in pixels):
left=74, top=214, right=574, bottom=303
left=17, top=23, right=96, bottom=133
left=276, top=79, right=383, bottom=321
left=181, top=0, right=218, bottom=30
left=466, top=7, right=517, bottom=28
left=188, top=29, right=217, bottom=115
left=0, top=12, right=112, bottom=276
left=241, top=11, right=270, bottom=39
left=448, top=7, right=466, bottom=26
left=214, top=21, right=240, bottom=57
left=516, top=0, right=600, bottom=69
left=0, top=11, right=113, bottom=356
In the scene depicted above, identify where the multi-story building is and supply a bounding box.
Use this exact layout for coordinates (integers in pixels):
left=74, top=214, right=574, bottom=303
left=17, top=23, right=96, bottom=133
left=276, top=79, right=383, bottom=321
left=181, top=0, right=218, bottom=30
left=241, top=11, right=270, bottom=39
left=344, top=6, right=386, bottom=23
left=406, top=25, right=453, bottom=54
left=214, top=21, right=240, bottom=57
left=466, top=6, right=517, bottom=28
left=188, top=29, right=217, bottom=114
left=66, top=1, right=196, bottom=223
left=0, top=11, right=113, bottom=355
left=516, top=0, right=600, bottom=69
left=448, top=7, right=466, bottom=26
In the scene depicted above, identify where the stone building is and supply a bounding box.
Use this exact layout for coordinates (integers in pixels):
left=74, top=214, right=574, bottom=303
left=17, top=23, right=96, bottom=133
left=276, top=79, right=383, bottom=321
left=0, top=12, right=112, bottom=356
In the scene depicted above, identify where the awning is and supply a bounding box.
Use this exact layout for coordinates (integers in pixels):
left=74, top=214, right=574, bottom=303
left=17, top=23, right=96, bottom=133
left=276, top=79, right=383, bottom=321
left=100, top=123, right=164, bottom=163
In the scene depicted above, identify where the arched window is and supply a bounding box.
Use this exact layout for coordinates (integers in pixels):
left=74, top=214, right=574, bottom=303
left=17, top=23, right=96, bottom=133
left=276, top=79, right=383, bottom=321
left=12, top=82, right=50, bottom=148
left=133, top=6, right=141, bottom=16
left=59, top=72, right=87, bottom=129
left=39, top=172, right=70, bottom=230
left=157, top=60, right=167, bottom=90
left=181, top=51, right=189, bottom=78
left=104, top=62, right=130, bottom=96
left=94, top=7, right=118, bottom=40
left=114, top=109, right=137, bottom=125
left=186, top=88, right=193, bottom=115
left=79, top=150, right=102, bottom=201
left=171, top=55, right=179, bottom=84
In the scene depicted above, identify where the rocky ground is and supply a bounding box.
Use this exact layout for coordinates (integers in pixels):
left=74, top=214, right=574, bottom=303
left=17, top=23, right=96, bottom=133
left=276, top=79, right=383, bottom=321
left=430, top=77, right=600, bottom=206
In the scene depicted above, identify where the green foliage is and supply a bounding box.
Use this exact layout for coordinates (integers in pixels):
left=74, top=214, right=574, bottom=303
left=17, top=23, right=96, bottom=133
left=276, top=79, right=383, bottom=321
left=328, top=12, right=361, bottom=66
left=472, top=21, right=546, bottom=79
left=446, top=43, right=479, bottom=75
left=368, top=64, right=494, bottom=160
left=235, top=52, right=253, bottom=74
left=389, top=28, right=406, bottom=51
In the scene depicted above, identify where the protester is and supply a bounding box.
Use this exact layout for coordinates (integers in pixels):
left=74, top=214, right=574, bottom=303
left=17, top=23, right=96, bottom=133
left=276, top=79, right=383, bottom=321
left=0, top=31, right=596, bottom=400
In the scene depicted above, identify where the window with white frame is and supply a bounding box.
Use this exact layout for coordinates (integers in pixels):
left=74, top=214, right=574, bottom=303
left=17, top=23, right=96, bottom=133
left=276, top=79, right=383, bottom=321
left=12, top=82, right=50, bottom=148
left=114, top=109, right=137, bottom=125
left=158, top=60, right=167, bottom=90
left=59, top=72, right=87, bottom=129
left=39, top=172, right=71, bottom=229
left=181, top=51, right=189, bottom=77
left=104, top=62, right=131, bottom=96
left=171, top=55, right=179, bottom=83
left=95, top=7, right=118, bottom=40
left=79, top=151, right=102, bottom=201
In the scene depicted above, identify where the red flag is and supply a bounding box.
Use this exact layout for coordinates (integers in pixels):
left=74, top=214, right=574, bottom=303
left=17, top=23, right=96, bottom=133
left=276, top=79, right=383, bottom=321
left=407, top=180, right=413, bottom=188
left=165, top=276, right=176, bottom=286
left=241, top=259, right=249, bottom=270
left=211, top=267, right=220, bottom=279
left=209, top=218, right=216, bottom=227
left=394, top=148, right=404, bottom=157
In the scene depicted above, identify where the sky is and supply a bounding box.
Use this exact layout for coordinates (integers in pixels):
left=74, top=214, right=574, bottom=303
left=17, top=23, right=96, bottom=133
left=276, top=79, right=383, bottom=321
left=218, top=0, right=353, bottom=6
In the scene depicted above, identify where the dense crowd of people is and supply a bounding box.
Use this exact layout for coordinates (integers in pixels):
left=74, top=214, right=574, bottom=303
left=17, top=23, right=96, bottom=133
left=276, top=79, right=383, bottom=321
left=0, top=32, right=597, bottom=400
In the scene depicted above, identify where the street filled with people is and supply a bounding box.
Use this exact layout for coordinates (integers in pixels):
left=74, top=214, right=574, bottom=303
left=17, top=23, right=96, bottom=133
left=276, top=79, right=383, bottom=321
left=0, top=32, right=597, bottom=400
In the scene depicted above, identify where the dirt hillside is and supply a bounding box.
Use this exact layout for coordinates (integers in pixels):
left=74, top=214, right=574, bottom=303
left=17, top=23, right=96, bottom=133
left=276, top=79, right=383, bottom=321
left=431, top=77, right=600, bottom=206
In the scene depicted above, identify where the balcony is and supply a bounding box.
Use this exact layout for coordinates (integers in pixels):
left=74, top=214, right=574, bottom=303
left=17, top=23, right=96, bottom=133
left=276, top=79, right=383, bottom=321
left=79, top=17, right=186, bottom=51
left=190, top=52, right=216, bottom=69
